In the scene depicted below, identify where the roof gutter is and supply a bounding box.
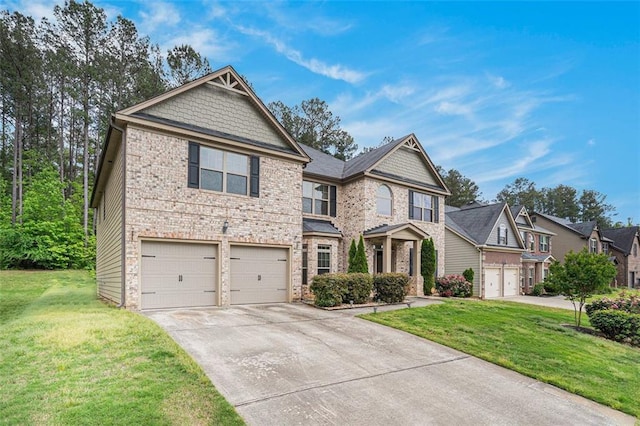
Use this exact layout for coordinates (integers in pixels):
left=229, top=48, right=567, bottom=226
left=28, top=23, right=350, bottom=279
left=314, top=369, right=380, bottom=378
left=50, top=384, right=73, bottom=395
left=110, top=117, right=127, bottom=309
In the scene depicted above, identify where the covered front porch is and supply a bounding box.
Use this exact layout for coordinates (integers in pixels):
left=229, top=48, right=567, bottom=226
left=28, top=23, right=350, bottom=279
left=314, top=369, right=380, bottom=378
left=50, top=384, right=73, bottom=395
left=363, top=223, right=429, bottom=296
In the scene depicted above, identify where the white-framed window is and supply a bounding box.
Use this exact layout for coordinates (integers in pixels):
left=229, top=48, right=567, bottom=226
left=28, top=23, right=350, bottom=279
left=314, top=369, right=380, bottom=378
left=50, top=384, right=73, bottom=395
left=528, top=268, right=534, bottom=287
left=590, top=238, right=598, bottom=253
left=498, top=224, right=508, bottom=245
left=200, top=146, right=249, bottom=195
left=303, top=181, right=329, bottom=215
left=376, top=185, right=393, bottom=216
left=529, top=234, right=535, bottom=251
left=543, top=268, right=549, bottom=280
left=539, top=235, right=549, bottom=253
left=410, top=191, right=438, bottom=222
left=317, top=244, right=331, bottom=275
left=602, top=242, right=609, bottom=254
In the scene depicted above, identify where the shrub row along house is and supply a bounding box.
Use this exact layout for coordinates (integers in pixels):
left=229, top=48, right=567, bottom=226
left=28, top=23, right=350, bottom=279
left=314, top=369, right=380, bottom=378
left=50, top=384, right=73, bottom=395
left=92, top=65, right=639, bottom=310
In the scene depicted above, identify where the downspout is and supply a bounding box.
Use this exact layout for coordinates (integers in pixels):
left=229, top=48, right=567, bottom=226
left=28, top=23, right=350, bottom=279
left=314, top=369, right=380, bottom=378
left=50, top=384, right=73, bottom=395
left=111, top=116, right=127, bottom=308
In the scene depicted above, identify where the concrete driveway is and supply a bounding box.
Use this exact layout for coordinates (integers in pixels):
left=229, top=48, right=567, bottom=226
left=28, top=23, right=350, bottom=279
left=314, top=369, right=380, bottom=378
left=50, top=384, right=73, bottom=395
left=146, top=302, right=635, bottom=425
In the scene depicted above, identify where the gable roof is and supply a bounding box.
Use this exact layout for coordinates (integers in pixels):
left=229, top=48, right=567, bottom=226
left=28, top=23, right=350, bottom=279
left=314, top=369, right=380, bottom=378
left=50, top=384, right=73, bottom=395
left=602, top=226, right=640, bottom=254
left=445, top=202, right=524, bottom=249
left=302, top=134, right=450, bottom=195
left=303, top=218, right=342, bottom=237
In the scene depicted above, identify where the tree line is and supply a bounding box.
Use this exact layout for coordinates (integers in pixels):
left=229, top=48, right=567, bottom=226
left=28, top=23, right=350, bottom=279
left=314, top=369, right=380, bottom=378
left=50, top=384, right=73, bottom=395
left=0, top=1, right=211, bottom=268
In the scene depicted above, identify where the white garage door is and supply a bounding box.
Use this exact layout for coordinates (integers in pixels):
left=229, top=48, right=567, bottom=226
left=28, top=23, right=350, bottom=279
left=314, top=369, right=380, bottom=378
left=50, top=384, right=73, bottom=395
left=230, top=246, right=288, bottom=304
left=141, top=241, right=217, bottom=309
left=484, top=267, right=501, bottom=298
left=503, top=268, right=519, bottom=297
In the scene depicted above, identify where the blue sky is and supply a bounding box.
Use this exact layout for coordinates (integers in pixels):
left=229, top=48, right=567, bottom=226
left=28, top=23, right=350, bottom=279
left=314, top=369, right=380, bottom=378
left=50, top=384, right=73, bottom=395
left=6, top=1, right=640, bottom=223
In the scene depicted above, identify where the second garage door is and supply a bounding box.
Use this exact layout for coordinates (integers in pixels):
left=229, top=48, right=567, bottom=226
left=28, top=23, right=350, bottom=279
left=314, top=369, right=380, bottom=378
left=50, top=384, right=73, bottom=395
left=503, top=268, right=519, bottom=296
left=484, top=267, right=501, bottom=298
left=230, top=245, right=288, bottom=304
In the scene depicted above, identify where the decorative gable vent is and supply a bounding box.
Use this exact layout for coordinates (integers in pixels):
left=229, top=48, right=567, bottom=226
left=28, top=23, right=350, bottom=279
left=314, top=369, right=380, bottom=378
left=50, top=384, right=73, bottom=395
left=206, top=71, right=248, bottom=96
left=403, top=136, right=421, bottom=152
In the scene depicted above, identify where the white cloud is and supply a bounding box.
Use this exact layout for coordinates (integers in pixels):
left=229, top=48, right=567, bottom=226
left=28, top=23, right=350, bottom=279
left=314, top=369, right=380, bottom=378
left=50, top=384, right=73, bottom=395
left=164, top=27, right=235, bottom=61
left=487, top=74, right=510, bottom=89
left=435, top=101, right=473, bottom=117
left=235, top=25, right=366, bottom=84
left=587, top=138, right=596, bottom=146
left=138, top=1, right=181, bottom=30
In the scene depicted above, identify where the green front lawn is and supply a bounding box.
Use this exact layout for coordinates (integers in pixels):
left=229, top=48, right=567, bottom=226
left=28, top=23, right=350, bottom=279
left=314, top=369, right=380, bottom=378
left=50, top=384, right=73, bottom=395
left=0, top=270, right=244, bottom=425
left=361, top=299, right=640, bottom=418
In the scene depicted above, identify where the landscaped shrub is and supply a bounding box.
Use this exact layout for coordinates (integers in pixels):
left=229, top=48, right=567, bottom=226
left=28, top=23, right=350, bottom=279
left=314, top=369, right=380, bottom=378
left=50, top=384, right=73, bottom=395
left=435, top=274, right=472, bottom=298
left=543, top=280, right=560, bottom=295
left=342, top=273, right=373, bottom=304
left=532, top=283, right=546, bottom=296
left=588, top=310, right=640, bottom=347
left=585, top=293, right=640, bottom=316
left=462, top=268, right=474, bottom=283
left=373, top=273, right=409, bottom=303
left=310, top=274, right=347, bottom=307
left=421, top=238, right=436, bottom=295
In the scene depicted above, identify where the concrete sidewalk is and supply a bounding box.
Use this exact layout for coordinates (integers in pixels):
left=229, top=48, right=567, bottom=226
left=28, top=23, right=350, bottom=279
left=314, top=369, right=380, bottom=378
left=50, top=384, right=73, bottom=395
left=501, top=294, right=578, bottom=310
left=146, top=303, right=635, bottom=425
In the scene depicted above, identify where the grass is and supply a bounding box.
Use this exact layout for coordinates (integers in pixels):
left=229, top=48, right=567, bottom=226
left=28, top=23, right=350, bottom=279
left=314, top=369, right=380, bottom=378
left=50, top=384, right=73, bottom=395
left=0, top=270, right=244, bottom=425
left=361, top=299, right=640, bottom=418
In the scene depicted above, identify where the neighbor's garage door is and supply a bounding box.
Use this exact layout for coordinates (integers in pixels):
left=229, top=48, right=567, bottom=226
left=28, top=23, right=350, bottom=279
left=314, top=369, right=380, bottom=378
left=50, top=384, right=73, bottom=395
left=503, top=268, right=519, bottom=296
left=141, top=241, right=217, bottom=309
left=484, top=267, right=501, bottom=298
left=230, top=246, right=288, bottom=304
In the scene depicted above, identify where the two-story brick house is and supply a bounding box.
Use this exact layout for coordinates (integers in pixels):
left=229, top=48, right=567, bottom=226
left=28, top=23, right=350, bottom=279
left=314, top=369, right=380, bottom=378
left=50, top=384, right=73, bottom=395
left=91, top=65, right=449, bottom=310
left=510, top=206, right=555, bottom=294
left=299, top=136, right=450, bottom=298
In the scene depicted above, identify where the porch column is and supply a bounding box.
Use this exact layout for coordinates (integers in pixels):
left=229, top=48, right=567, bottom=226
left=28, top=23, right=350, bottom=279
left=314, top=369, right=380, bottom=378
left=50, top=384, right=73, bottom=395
left=415, top=239, right=424, bottom=296
left=384, top=236, right=392, bottom=273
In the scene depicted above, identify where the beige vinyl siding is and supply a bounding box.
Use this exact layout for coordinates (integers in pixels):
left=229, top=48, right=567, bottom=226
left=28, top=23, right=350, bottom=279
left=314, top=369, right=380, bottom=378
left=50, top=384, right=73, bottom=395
left=96, top=141, right=123, bottom=304
left=142, top=84, right=289, bottom=150
left=374, top=147, right=437, bottom=186
left=445, top=229, right=481, bottom=296
left=488, top=211, right=521, bottom=249
left=532, top=216, right=585, bottom=262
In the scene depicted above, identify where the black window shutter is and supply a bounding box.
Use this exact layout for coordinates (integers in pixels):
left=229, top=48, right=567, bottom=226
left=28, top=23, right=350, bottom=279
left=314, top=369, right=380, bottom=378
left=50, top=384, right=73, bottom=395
left=408, top=190, right=414, bottom=219
left=505, top=228, right=509, bottom=245
left=329, top=185, right=337, bottom=217
left=434, top=196, right=439, bottom=223
left=188, top=142, right=199, bottom=188
left=250, top=156, right=260, bottom=197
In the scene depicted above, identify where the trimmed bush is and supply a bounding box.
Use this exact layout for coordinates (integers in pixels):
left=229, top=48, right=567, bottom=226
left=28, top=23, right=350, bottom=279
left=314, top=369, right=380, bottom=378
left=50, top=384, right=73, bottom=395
left=532, top=283, right=546, bottom=296
left=342, top=273, right=373, bottom=304
left=435, top=274, right=472, bottom=298
left=310, top=274, right=347, bottom=307
left=421, top=238, right=436, bottom=295
left=462, top=268, right=474, bottom=283
left=585, top=293, right=640, bottom=316
left=588, top=310, right=640, bottom=347
left=373, top=273, right=409, bottom=303
left=543, top=280, right=560, bottom=295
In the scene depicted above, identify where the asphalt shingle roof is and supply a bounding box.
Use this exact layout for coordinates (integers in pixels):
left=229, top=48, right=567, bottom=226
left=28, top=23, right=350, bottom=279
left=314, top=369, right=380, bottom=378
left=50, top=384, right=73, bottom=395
left=445, top=203, right=507, bottom=245
left=302, top=218, right=342, bottom=235
left=602, top=226, right=639, bottom=254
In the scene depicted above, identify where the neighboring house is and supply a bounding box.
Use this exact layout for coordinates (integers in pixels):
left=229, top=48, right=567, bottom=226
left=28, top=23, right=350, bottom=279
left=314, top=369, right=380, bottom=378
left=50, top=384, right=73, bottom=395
left=510, top=206, right=555, bottom=294
left=300, top=135, right=450, bottom=298
left=530, top=213, right=614, bottom=262
left=445, top=202, right=526, bottom=298
left=91, top=65, right=449, bottom=310
left=602, top=226, right=640, bottom=288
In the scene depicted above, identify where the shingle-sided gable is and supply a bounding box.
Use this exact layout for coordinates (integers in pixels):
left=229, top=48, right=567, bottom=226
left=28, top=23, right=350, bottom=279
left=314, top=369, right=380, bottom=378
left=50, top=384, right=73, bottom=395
left=446, top=203, right=524, bottom=249
left=139, top=84, right=291, bottom=151
left=375, top=146, right=438, bottom=186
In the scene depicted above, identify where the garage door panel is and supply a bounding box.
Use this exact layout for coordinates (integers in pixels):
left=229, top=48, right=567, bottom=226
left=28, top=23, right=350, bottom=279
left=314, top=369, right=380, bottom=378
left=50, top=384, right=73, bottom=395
left=484, top=268, right=501, bottom=298
left=141, top=242, right=217, bottom=309
left=503, top=268, right=519, bottom=297
left=230, top=246, right=288, bottom=304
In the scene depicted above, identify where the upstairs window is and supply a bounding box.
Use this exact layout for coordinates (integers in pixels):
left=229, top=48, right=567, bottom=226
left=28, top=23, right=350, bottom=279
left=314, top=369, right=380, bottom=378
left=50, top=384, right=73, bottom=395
left=302, top=181, right=336, bottom=217
left=602, top=242, right=609, bottom=254
left=590, top=238, right=598, bottom=253
left=498, top=224, right=508, bottom=245
left=376, top=185, right=393, bottom=216
left=539, top=235, right=549, bottom=253
left=188, top=142, right=259, bottom=197
left=529, top=234, right=535, bottom=251
left=409, top=191, right=439, bottom=222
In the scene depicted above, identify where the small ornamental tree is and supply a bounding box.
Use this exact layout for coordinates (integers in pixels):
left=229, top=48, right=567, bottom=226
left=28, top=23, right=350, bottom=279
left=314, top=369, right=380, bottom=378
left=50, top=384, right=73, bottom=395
left=347, top=239, right=357, bottom=273
left=546, top=248, right=617, bottom=328
left=352, top=235, right=369, bottom=273
left=421, top=238, right=436, bottom=295
left=463, top=268, right=474, bottom=283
